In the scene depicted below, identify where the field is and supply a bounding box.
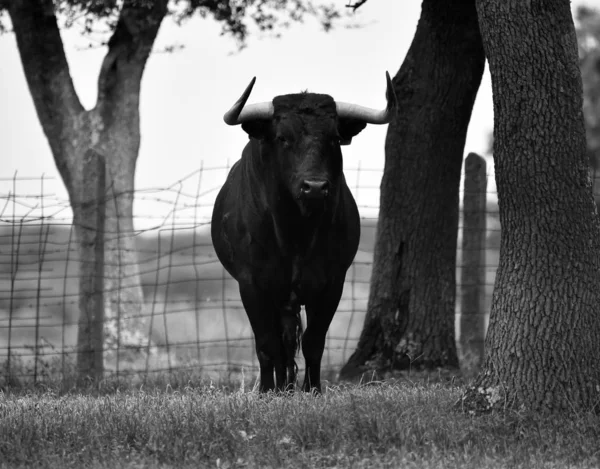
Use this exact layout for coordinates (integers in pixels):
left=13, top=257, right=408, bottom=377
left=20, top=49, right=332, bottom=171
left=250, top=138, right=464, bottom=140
left=0, top=219, right=381, bottom=377
left=0, top=210, right=501, bottom=380
left=0, top=200, right=514, bottom=468
left=1, top=374, right=599, bottom=469
left=0, top=198, right=591, bottom=468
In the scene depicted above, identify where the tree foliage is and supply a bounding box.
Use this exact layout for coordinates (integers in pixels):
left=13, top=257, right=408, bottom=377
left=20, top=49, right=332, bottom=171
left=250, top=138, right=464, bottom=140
left=1, top=0, right=345, bottom=48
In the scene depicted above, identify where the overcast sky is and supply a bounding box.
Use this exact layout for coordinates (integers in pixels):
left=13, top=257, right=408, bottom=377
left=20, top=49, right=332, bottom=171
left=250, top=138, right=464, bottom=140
left=0, top=1, right=592, bottom=228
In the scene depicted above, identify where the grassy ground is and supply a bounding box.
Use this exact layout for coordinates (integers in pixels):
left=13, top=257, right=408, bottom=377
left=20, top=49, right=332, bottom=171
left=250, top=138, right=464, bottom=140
left=1, top=374, right=599, bottom=469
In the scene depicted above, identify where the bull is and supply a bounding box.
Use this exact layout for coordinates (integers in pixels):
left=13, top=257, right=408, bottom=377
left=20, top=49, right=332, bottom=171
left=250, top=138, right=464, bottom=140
left=211, top=73, right=397, bottom=393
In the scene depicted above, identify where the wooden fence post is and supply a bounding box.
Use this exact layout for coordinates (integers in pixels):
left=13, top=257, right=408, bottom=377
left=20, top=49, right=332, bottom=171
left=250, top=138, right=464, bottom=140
left=76, top=149, right=106, bottom=381
left=460, top=152, right=487, bottom=369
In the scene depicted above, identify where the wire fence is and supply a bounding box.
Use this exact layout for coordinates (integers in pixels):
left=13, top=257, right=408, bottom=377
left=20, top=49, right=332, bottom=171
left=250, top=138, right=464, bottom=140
left=0, top=158, right=501, bottom=384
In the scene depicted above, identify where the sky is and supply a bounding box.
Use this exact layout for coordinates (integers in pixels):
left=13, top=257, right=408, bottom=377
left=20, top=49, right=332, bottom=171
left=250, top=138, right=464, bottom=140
left=0, top=1, right=592, bottom=229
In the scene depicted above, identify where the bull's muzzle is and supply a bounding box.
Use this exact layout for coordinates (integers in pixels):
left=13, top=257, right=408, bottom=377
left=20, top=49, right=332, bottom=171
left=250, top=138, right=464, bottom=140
left=300, top=180, right=329, bottom=199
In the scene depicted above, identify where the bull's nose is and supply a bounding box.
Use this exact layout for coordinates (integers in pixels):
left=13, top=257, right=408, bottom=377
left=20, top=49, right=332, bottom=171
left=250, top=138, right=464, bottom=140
left=301, top=180, right=329, bottom=199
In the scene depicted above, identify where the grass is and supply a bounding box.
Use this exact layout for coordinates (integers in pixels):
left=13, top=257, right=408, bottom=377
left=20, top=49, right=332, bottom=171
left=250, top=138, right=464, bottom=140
left=0, top=223, right=586, bottom=468
left=1, top=376, right=599, bottom=469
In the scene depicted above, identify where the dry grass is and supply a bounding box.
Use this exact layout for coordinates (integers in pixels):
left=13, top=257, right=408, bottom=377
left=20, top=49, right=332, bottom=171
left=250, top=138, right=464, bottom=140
left=1, top=378, right=599, bottom=469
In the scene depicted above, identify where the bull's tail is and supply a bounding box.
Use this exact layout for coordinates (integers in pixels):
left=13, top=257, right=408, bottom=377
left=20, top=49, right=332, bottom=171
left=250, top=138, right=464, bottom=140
left=281, top=303, right=303, bottom=390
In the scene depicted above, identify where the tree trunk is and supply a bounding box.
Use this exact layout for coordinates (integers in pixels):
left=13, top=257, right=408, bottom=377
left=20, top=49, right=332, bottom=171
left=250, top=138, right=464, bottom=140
left=9, top=0, right=167, bottom=376
left=341, top=0, right=485, bottom=380
left=459, top=0, right=600, bottom=413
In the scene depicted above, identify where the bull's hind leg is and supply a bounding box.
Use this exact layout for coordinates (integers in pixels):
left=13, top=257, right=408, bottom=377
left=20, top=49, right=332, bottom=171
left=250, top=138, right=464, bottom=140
left=302, top=279, right=345, bottom=393
left=239, top=283, right=283, bottom=392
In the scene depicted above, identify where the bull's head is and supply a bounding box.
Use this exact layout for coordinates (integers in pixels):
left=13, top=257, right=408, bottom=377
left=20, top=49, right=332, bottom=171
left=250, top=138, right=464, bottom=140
left=223, top=73, right=398, bottom=217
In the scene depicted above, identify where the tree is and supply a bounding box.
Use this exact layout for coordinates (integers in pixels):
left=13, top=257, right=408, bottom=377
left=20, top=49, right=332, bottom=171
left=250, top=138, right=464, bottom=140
left=459, top=0, right=600, bottom=413
left=340, top=0, right=485, bottom=379
left=576, top=6, right=600, bottom=203
left=3, top=0, right=342, bottom=377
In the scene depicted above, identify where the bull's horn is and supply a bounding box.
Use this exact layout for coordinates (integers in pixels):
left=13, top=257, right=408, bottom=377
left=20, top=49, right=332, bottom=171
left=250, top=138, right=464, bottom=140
left=223, top=77, right=274, bottom=125
left=335, top=71, right=398, bottom=124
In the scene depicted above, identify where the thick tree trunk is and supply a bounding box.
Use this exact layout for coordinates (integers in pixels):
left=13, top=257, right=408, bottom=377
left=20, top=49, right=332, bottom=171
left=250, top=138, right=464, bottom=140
left=341, top=0, right=485, bottom=380
left=92, top=3, right=167, bottom=361
left=459, top=0, right=600, bottom=413
left=9, top=0, right=167, bottom=375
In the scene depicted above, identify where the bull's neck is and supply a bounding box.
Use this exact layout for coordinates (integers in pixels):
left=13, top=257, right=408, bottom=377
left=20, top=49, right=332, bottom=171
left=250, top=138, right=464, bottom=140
left=271, top=205, right=329, bottom=260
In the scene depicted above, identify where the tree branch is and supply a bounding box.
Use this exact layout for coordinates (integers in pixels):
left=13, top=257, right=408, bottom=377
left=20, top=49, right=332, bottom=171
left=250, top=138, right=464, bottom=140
left=96, top=0, right=168, bottom=110
left=8, top=0, right=84, bottom=142
left=345, top=0, right=368, bottom=12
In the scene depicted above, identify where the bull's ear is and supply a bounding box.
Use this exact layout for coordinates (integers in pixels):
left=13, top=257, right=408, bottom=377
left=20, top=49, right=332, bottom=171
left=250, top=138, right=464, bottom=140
left=338, top=118, right=367, bottom=146
left=241, top=120, right=271, bottom=140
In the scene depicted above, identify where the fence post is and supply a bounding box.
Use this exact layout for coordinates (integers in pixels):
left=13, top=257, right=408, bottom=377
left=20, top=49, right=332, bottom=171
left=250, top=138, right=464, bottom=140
left=460, top=152, right=487, bottom=369
left=77, top=149, right=106, bottom=381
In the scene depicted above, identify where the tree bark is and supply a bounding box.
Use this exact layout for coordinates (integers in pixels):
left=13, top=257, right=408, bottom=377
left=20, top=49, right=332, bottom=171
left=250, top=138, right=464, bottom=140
left=459, top=0, right=600, bottom=413
left=8, top=0, right=168, bottom=374
left=341, top=0, right=485, bottom=380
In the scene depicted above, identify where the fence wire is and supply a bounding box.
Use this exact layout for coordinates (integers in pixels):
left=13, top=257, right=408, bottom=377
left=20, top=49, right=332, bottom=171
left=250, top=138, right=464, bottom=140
left=0, top=161, right=502, bottom=384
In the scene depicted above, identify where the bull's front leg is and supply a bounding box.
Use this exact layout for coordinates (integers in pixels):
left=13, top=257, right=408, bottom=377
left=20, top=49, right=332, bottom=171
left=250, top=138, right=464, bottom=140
left=238, top=282, right=283, bottom=392
left=302, top=279, right=345, bottom=393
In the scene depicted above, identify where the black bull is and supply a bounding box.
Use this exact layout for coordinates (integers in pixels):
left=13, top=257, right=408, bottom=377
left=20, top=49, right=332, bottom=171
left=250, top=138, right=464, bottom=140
left=211, top=74, right=397, bottom=393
